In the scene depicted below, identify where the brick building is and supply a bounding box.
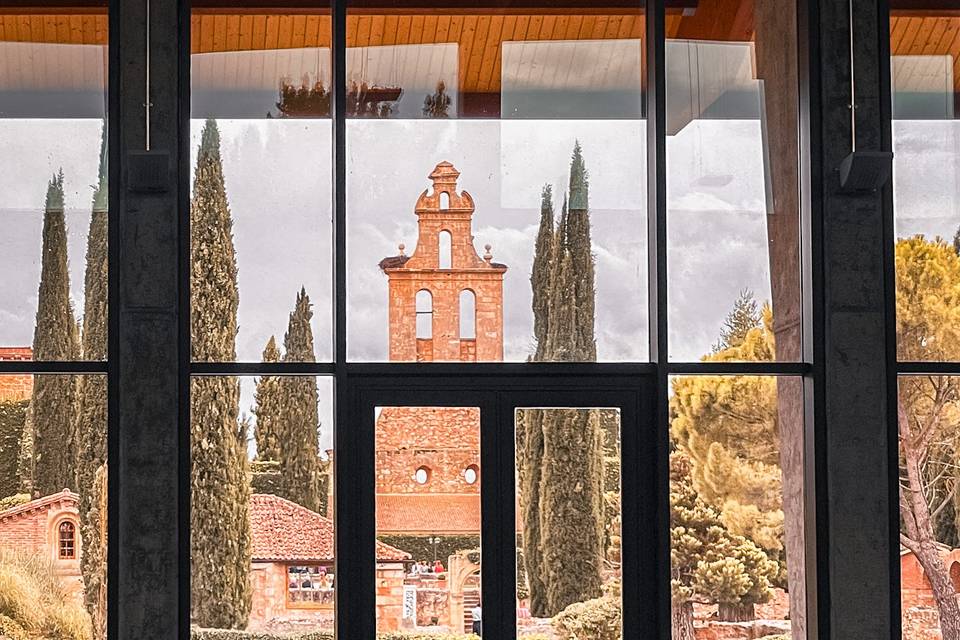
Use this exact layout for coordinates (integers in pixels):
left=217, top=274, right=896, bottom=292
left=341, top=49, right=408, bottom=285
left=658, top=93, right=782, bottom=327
left=0, top=347, right=33, bottom=402
left=373, top=162, right=505, bottom=540
left=248, top=493, right=409, bottom=631
left=0, top=490, right=83, bottom=603
left=900, top=545, right=960, bottom=639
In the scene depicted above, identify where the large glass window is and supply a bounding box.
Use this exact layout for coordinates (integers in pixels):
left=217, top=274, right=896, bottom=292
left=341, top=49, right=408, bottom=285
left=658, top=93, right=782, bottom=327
left=375, top=406, right=481, bottom=634
left=666, top=0, right=802, bottom=363
left=345, top=5, right=649, bottom=363
left=891, top=7, right=960, bottom=639
left=0, top=373, right=107, bottom=639
left=0, top=13, right=108, bottom=362
left=515, top=407, right=622, bottom=639
left=669, top=374, right=802, bottom=639
left=190, top=375, right=334, bottom=632
left=0, top=9, right=110, bottom=640
left=190, top=10, right=333, bottom=363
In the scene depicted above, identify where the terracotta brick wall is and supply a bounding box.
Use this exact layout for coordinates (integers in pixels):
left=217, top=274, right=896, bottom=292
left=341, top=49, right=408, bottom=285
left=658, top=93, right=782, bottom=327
left=0, top=507, right=46, bottom=551
left=0, top=347, right=33, bottom=402
left=375, top=407, right=480, bottom=495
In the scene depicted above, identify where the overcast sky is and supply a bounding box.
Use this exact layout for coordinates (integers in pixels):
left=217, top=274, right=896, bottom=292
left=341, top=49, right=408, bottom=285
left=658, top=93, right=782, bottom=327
left=2, top=117, right=957, bottom=451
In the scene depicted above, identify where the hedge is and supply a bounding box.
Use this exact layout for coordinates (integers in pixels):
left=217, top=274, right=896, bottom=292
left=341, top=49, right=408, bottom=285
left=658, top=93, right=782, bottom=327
left=377, top=535, right=480, bottom=564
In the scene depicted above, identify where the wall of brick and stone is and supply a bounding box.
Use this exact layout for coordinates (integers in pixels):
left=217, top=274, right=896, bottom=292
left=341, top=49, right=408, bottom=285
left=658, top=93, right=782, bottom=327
left=0, top=348, right=32, bottom=402
left=375, top=407, right=479, bottom=494
left=0, top=505, right=47, bottom=551
left=375, top=563, right=407, bottom=631
left=387, top=270, right=504, bottom=362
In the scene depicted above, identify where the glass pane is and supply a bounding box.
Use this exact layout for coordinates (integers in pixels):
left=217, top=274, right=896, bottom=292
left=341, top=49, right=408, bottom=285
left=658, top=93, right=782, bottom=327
left=375, top=406, right=481, bottom=634
left=898, top=374, right=960, bottom=639
left=515, top=407, right=621, bottom=638
left=669, top=375, right=803, bottom=639
left=190, top=10, right=333, bottom=362
left=0, top=11, right=108, bottom=361
left=666, top=0, right=802, bottom=362
left=346, top=5, right=649, bottom=363
left=0, top=372, right=107, bottom=639
left=891, top=11, right=960, bottom=363
left=191, top=375, right=334, bottom=632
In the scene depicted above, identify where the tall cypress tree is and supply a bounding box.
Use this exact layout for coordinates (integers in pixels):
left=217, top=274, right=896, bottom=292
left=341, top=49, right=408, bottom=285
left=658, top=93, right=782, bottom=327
left=252, top=335, right=283, bottom=463
left=75, top=123, right=109, bottom=639
left=277, top=288, right=321, bottom=512
left=190, top=119, right=251, bottom=628
left=31, top=169, right=79, bottom=495
left=520, top=142, right=605, bottom=616
left=518, top=186, right=555, bottom=614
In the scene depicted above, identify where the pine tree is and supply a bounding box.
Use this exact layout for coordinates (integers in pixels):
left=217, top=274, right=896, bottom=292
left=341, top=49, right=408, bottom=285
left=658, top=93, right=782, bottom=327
left=253, top=336, right=283, bottom=463
left=277, top=288, right=321, bottom=512
left=74, top=124, right=109, bottom=639
left=31, top=170, right=79, bottom=495
left=670, top=453, right=778, bottom=635
left=714, top=289, right=761, bottom=352
left=190, top=119, right=251, bottom=628
left=520, top=142, right=605, bottom=616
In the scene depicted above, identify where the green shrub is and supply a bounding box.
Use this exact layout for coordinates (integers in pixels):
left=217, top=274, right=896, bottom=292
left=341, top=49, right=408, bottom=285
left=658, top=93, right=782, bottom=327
left=551, top=595, right=621, bottom=640
left=377, top=535, right=480, bottom=564
left=0, top=493, right=30, bottom=513
left=0, top=551, right=91, bottom=639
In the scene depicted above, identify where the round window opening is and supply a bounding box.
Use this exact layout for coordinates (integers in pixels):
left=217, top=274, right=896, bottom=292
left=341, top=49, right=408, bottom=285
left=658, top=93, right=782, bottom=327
left=464, top=465, right=479, bottom=485
left=414, top=466, right=431, bottom=485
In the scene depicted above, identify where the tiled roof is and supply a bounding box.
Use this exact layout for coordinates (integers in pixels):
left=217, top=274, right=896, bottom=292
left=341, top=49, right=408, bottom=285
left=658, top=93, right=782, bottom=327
left=376, top=493, right=483, bottom=534
left=251, top=494, right=409, bottom=562
left=0, top=490, right=77, bottom=520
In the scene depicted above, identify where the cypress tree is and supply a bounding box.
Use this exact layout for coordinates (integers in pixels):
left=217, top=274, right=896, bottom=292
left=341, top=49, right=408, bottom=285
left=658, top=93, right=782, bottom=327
left=75, top=124, right=109, bottom=639
left=521, top=142, right=605, bottom=615
left=16, top=404, right=34, bottom=494
left=518, top=185, right=555, bottom=614
left=252, top=336, right=283, bottom=463
left=190, top=118, right=251, bottom=628
left=277, top=288, right=321, bottom=512
left=31, top=170, right=79, bottom=495
left=0, top=399, right=29, bottom=497
left=531, top=185, right=555, bottom=361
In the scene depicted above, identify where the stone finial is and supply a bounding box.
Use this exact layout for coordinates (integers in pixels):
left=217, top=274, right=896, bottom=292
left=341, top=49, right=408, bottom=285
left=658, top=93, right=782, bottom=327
left=483, top=244, right=493, bottom=262
left=398, top=243, right=406, bottom=256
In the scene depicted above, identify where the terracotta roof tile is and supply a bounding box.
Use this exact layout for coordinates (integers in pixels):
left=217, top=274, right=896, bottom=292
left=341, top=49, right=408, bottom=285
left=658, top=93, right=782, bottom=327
left=376, top=494, right=482, bottom=534
left=0, top=490, right=77, bottom=520
left=251, top=494, right=409, bottom=562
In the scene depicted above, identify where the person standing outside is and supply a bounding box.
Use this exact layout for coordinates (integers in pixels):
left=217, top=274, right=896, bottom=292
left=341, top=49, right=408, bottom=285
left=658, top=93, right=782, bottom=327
left=471, top=601, right=482, bottom=636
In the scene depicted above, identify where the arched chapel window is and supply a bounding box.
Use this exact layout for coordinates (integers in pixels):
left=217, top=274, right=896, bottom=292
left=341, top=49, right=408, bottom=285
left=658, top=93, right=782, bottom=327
left=58, top=520, right=76, bottom=559
left=416, top=290, right=433, bottom=339
left=439, top=230, right=452, bottom=269
left=459, top=290, right=476, bottom=339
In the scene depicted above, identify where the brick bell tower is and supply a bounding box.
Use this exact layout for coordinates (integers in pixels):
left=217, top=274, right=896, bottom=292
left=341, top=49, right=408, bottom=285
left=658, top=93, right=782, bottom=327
left=379, top=161, right=507, bottom=362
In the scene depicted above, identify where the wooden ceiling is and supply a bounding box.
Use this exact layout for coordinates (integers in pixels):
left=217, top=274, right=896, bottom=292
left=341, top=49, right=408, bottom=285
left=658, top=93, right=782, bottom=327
left=2, top=10, right=959, bottom=96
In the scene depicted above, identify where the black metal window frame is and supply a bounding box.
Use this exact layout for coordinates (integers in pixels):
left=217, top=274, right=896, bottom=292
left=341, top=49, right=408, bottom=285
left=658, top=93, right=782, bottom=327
left=0, top=0, right=830, bottom=637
